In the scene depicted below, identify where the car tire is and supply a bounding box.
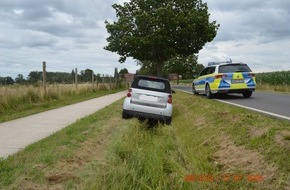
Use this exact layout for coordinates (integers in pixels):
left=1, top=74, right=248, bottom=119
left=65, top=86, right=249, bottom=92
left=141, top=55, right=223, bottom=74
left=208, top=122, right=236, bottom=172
left=242, top=91, right=252, bottom=98
left=192, top=85, right=199, bottom=95
left=205, top=84, right=213, bottom=99
left=122, top=111, right=130, bottom=119
left=165, top=117, right=172, bottom=125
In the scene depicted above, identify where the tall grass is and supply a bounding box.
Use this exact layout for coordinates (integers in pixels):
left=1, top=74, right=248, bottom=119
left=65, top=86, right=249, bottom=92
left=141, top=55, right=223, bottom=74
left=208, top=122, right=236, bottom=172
left=0, top=83, right=126, bottom=122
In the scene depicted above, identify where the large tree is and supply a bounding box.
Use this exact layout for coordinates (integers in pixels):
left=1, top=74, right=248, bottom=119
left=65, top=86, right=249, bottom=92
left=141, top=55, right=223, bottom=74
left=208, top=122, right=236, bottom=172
left=164, top=54, right=198, bottom=83
left=105, top=0, right=219, bottom=76
left=15, top=74, right=26, bottom=84
left=119, top=68, right=129, bottom=79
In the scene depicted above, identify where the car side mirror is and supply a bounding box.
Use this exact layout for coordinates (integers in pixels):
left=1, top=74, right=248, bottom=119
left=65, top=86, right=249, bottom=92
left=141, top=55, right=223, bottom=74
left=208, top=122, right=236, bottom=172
left=172, top=90, right=176, bottom=94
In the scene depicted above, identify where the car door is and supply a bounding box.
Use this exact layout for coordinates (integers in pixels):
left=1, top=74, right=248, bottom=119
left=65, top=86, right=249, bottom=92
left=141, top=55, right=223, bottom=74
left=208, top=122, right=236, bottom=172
left=194, top=67, right=215, bottom=92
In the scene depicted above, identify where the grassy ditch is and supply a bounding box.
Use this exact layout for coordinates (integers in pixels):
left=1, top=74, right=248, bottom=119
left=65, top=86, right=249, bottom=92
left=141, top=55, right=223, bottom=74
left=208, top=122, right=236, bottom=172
left=0, top=91, right=289, bottom=189
left=0, top=83, right=127, bottom=122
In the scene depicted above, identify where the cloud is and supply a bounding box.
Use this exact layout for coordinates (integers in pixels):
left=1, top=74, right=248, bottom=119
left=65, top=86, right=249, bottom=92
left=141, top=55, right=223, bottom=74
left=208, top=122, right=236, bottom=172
left=0, top=0, right=140, bottom=78
left=198, top=0, right=290, bottom=72
left=1, top=0, right=290, bottom=78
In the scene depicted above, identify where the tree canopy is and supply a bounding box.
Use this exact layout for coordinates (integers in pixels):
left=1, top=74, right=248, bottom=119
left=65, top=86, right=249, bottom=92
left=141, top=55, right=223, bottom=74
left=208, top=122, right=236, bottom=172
left=105, top=0, right=219, bottom=76
left=119, top=68, right=129, bottom=79
left=164, top=55, right=198, bottom=82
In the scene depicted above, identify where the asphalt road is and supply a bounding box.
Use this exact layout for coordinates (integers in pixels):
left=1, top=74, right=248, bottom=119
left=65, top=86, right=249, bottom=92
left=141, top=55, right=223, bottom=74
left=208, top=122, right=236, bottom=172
left=172, top=85, right=290, bottom=121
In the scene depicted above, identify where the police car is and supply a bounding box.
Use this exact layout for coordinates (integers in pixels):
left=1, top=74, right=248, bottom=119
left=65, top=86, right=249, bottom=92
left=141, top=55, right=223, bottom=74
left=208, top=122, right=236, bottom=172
left=192, top=61, right=256, bottom=98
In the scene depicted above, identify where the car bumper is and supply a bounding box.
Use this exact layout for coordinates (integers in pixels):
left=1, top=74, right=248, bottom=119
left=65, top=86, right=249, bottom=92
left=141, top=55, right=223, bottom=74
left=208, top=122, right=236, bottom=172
left=213, top=88, right=255, bottom=94
left=122, top=97, right=172, bottom=119
left=122, top=109, right=172, bottom=121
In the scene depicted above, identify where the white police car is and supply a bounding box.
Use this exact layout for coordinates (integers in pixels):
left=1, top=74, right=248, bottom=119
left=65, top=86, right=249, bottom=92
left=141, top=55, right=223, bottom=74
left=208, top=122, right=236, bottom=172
left=192, top=61, right=256, bottom=98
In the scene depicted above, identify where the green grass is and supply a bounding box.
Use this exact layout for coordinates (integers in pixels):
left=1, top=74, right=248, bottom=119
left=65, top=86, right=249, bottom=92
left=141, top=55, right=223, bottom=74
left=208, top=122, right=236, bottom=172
left=256, top=83, right=290, bottom=94
left=0, top=91, right=289, bottom=189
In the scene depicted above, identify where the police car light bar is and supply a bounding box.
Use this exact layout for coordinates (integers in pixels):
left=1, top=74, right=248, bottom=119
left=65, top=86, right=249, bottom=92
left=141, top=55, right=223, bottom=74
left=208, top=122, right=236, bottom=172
left=208, top=59, right=232, bottom=66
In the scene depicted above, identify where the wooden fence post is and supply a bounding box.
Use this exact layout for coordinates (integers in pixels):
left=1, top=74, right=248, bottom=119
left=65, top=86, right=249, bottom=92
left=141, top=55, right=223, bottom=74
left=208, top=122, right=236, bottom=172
left=75, top=68, right=78, bottom=90
left=92, top=71, right=94, bottom=90
left=43, top=61, right=47, bottom=95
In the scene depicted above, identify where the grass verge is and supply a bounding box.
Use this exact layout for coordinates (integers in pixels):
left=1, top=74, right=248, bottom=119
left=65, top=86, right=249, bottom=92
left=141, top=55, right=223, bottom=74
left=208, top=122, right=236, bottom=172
left=0, top=91, right=289, bottom=189
left=256, top=83, right=290, bottom=94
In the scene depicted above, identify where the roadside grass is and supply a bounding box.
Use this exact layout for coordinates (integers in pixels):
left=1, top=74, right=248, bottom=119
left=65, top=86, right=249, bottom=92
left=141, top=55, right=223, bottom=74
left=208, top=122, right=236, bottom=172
left=0, top=91, right=289, bottom=189
left=256, top=83, right=290, bottom=94
left=0, top=83, right=127, bottom=122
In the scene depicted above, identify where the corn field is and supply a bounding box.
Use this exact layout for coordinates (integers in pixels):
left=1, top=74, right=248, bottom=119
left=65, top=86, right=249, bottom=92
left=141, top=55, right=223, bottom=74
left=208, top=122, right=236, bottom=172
left=256, top=71, right=290, bottom=85
left=255, top=71, right=290, bottom=93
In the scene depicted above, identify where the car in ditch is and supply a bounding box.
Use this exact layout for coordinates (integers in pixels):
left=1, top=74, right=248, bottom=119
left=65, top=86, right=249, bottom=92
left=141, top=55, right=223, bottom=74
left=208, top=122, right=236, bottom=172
left=192, top=61, right=256, bottom=98
left=122, top=75, right=173, bottom=125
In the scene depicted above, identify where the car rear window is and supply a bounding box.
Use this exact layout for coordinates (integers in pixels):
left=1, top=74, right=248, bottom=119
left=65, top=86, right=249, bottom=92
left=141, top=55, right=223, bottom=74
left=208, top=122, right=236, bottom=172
left=131, top=76, right=171, bottom=93
left=218, top=64, right=252, bottom=73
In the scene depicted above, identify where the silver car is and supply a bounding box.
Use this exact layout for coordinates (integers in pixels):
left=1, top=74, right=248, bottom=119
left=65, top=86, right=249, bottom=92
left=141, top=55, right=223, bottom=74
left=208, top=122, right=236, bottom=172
left=122, top=75, right=173, bottom=125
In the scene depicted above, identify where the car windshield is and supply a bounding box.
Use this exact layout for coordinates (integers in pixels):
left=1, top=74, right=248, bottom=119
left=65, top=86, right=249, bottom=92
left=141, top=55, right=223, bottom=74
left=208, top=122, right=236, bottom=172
left=138, top=79, right=165, bottom=90
left=218, top=64, right=252, bottom=73
left=131, top=77, right=171, bottom=93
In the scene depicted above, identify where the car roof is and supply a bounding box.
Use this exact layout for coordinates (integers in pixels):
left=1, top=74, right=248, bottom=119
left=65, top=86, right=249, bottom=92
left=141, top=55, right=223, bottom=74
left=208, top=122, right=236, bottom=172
left=207, top=62, right=247, bottom=67
left=135, top=75, right=169, bottom=81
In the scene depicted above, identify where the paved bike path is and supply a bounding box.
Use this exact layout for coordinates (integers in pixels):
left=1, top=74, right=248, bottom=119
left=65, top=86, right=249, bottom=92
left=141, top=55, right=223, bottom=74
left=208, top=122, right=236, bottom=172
left=0, top=91, right=125, bottom=159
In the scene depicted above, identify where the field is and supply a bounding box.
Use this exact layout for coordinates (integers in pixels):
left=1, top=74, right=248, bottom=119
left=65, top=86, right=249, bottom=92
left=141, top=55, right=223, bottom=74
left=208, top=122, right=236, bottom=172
left=0, top=91, right=289, bottom=189
left=255, top=71, right=290, bottom=93
left=0, top=83, right=127, bottom=122
left=255, top=71, right=290, bottom=85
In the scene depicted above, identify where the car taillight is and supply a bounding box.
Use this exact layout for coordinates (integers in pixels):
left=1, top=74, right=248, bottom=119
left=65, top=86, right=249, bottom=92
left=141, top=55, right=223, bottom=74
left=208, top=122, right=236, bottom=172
left=168, top=95, right=172, bottom=104
left=248, top=73, right=255, bottom=77
left=127, top=89, right=132, bottom=97
left=215, top=74, right=227, bottom=79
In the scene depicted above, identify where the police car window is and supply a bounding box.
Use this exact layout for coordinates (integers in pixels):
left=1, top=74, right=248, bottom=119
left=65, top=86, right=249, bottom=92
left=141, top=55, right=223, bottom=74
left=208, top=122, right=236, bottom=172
left=200, top=67, right=215, bottom=76
left=208, top=67, right=215, bottom=74
left=199, top=68, right=209, bottom=76
left=219, top=64, right=251, bottom=73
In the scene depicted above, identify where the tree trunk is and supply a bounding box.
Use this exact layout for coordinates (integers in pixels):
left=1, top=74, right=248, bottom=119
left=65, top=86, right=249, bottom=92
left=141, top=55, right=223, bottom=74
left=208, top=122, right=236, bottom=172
left=156, top=62, right=164, bottom=77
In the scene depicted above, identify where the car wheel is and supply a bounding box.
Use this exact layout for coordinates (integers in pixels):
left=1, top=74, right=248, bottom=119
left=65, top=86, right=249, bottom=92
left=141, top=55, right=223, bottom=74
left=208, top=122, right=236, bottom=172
left=165, top=117, right=172, bottom=125
left=242, top=91, right=252, bottom=98
left=122, top=111, right=130, bottom=119
left=205, top=84, right=213, bottom=99
left=192, top=85, right=199, bottom=95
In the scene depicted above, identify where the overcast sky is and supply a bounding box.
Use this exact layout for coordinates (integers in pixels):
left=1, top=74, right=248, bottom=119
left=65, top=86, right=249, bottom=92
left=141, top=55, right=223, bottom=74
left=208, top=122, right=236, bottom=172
left=1, top=0, right=290, bottom=78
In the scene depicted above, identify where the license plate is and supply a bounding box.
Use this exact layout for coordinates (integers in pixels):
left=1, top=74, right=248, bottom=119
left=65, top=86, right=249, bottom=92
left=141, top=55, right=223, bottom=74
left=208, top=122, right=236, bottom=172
left=139, top=95, right=158, bottom=102
left=232, top=79, right=244, bottom=84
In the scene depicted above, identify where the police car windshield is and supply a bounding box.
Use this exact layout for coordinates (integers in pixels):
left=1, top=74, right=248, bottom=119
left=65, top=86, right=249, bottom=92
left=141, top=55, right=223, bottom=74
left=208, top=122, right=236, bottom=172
left=218, top=64, right=252, bottom=73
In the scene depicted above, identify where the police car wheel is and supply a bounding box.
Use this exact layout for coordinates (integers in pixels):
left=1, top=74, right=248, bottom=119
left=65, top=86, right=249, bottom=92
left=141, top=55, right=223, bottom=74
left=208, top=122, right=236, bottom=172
left=192, top=85, right=199, bottom=95
left=205, top=85, right=213, bottom=99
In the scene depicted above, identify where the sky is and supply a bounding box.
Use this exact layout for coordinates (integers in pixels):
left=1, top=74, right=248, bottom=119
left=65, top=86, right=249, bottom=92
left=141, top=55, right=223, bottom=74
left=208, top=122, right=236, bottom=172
left=0, top=0, right=290, bottom=78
